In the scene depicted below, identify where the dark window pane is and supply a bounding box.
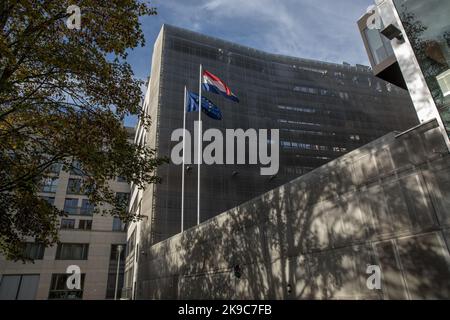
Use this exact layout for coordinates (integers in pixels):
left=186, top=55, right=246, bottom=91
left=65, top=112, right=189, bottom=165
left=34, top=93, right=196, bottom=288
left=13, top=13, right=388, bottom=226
left=63, top=198, right=78, bottom=215
left=55, top=243, right=89, bottom=260
left=66, top=179, right=82, bottom=194
left=78, top=220, right=92, bottom=230
left=22, top=243, right=45, bottom=260
left=60, top=219, right=75, bottom=230
left=39, top=177, right=59, bottom=193
left=112, top=217, right=124, bottom=231
left=80, top=199, right=94, bottom=216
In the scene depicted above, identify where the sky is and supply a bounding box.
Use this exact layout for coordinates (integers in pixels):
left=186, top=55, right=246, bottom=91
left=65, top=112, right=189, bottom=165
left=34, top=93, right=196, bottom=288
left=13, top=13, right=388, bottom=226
left=124, top=0, right=373, bottom=126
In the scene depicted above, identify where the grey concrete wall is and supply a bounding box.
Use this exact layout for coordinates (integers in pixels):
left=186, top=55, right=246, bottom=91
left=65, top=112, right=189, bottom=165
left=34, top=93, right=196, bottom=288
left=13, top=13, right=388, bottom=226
left=138, top=120, right=450, bottom=299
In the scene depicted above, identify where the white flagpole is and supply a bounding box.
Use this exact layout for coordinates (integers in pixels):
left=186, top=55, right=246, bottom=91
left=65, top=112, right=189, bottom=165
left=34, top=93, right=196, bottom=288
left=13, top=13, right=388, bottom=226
left=181, top=86, right=187, bottom=233
left=197, top=64, right=203, bottom=225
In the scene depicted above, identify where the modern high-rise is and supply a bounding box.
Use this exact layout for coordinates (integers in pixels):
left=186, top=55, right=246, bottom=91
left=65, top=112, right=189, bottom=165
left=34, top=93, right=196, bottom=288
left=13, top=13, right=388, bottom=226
left=0, top=128, right=134, bottom=300
left=358, top=0, right=450, bottom=149
left=123, top=24, right=419, bottom=299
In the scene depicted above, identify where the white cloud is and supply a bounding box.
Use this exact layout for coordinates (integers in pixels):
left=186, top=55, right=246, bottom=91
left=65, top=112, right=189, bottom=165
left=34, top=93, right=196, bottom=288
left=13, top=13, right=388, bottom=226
left=148, top=0, right=373, bottom=65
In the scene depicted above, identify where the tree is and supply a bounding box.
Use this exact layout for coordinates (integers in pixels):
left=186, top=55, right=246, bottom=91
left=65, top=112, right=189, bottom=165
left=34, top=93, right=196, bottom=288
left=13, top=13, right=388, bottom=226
left=0, top=1, right=165, bottom=261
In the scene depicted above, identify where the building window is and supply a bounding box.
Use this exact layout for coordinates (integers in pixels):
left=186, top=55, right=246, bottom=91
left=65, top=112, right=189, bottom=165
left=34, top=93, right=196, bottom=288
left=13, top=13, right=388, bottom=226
left=126, top=230, right=136, bottom=257
left=293, top=86, right=318, bottom=94
left=48, top=163, right=62, bottom=174
left=112, top=217, right=124, bottom=231
left=40, top=196, right=55, bottom=205
left=106, top=244, right=126, bottom=299
left=39, top=177, right=59, bottom=193
left=115, top=192, right=130, bottom=206
left=48, top=274, right=85, bottom=300
left=70, top=160, right=84, bottom=176
left=105, top=272, right=124, bottom=300
left=110, top=244, right=126, bottom=261
left=80, top=199, right=94, bottom=216
left=363, top=25, right=394, bottom=65
left=60, top=218, right=75, bottom=230
left=66, top=178, right=82, bottom=194
left=78, top=220, right=92, bottom=230
left=63, top=198, right=78, bottom=215
left=55, top=243, right=89, bottom=260
left=115, top=192, right=130, bottom=202
left=0, top=275, right=40, bottom=300
left=117, top=176, right=127, bottom=183
left=22, top=243, right=45, bottom=260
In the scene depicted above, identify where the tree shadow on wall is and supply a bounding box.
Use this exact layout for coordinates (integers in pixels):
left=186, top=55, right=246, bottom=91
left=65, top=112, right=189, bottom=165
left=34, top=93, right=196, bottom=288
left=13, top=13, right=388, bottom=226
left=141, top=127, right=450, bottom=300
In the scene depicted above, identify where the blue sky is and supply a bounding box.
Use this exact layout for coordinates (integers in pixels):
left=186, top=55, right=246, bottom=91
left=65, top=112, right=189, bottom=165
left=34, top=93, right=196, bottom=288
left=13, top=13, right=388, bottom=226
left=124, top=0, right=373, bottom=126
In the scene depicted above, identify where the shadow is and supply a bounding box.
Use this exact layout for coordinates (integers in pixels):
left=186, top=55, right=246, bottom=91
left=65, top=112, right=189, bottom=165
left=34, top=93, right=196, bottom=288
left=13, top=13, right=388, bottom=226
left=137, top=121, right=450, bottom=300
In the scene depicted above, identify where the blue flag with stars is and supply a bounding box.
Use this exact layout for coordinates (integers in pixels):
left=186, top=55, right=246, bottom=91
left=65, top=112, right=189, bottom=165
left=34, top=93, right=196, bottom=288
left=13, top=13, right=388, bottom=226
left=186, top=91, right=222, bottom=120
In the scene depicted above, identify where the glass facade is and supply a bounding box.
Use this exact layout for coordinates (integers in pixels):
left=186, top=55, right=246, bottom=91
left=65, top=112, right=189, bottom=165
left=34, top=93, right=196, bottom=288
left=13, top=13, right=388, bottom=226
left=138, top=25, right=419, bottom=248
left=394, top=0, right=450, bottom=136
left=364, top=22, right=395, bottom=65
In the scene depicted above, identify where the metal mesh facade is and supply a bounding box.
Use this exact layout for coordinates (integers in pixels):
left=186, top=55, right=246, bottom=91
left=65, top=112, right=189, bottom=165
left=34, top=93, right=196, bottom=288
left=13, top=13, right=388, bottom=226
left=138, top=24, right=419, bottom=247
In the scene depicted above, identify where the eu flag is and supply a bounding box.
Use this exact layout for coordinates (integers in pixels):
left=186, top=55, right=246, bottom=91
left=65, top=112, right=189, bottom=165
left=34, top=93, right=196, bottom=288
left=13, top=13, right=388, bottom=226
left=186, top=91, right=222, bottom=120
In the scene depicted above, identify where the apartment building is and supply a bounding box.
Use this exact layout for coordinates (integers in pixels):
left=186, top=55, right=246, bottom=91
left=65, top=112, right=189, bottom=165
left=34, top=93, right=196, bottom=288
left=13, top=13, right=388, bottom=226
left=0, top=128, right=134, bottom=300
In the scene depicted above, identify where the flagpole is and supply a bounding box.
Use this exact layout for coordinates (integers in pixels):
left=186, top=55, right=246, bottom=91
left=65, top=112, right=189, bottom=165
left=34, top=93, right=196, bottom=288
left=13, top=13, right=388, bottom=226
left=181, top=86, right=187, bottom=233
left=197, top=64, right=202, bottom=226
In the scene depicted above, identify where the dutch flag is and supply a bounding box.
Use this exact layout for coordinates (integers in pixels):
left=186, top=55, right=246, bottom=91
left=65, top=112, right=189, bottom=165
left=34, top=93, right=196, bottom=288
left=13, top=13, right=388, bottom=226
left=202, top=70, right=239, bottom=103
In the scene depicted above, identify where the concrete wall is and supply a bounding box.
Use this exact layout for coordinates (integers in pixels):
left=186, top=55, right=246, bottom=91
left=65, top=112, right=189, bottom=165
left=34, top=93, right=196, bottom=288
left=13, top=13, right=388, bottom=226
left=137, top=120, right=450, bottom=299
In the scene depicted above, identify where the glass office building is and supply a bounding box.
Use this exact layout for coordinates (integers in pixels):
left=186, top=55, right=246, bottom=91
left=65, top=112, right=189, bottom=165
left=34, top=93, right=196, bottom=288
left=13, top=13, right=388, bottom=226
left=122, top=24, right=420, bottom=299
left=126, top=23, right=418, bottom=258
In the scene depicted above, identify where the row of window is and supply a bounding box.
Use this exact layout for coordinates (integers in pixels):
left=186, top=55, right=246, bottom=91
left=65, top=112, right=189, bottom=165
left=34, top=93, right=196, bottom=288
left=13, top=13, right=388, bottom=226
left=292, top=85, right=352, bottom=100
left=41, top=194, right=129, bottom=217
left=0, top=244, right=126, bottom=300
left=280, top=128, right=336, bottom=137
left=284, top=166, right=314, bottom=175
left=40, top=176, right=127, bottom=194
left=19, top=243, right=127, bottom=261
left=18, top=243, right=87, bottom=260
left=46, top=161, right=128, bottom=183
left=60, top=218, right=92, bottom=230
left=60, top=217, right=124, bottom=232
left=280, top=140, right=348, bottom=153
left=277, top=104, right=316, bottom=113
left=39, top=177, right=87, bottom=194
left=63, top=198, right=94, bottom=215
left=278, top=119, right=322, bottom=127
left=43, top=194, right=129, bottom=211
left=167, top=36, right=372, bottom=78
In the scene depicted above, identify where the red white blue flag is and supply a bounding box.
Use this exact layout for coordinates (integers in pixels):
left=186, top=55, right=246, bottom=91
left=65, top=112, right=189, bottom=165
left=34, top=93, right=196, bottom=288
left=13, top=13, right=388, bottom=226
left=202, top=70, right=239, bottom=103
